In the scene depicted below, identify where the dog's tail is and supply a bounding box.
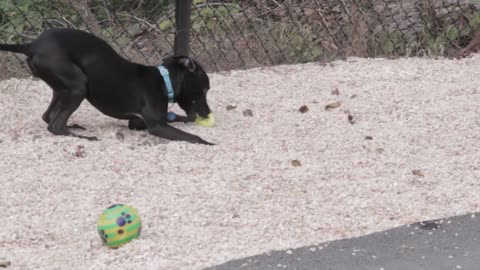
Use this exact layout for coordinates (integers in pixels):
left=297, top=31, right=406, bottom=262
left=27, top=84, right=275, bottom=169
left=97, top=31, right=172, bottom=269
left=0, top=43, right=31, bottom=55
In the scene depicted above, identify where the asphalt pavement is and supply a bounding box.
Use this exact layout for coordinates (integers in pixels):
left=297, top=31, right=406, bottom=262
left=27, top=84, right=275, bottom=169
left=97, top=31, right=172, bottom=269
left=207, top=212, right=480, bottom=270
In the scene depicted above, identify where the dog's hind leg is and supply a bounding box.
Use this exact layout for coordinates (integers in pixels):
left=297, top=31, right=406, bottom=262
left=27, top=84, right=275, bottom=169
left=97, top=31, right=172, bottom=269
left=42, top=91, right=87, bottom=131
left=27, top=56, right=60, bottom=125
left=42, top=91, right=58, bottom=124
left=31, top=56, right=96, bottom=140
left=47, top=92, right=97, bottom=140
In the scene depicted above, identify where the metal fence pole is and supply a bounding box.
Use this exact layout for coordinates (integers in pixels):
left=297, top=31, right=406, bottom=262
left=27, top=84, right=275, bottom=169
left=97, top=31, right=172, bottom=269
left=174, top=0, right=192, bottom=56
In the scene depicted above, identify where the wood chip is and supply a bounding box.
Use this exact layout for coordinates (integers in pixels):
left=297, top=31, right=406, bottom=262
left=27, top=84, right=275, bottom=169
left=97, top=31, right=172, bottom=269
left=243, top=109, right=253, bottom=117
left=226, top=105, right=237, bottom=111
left=412, top=170, right=425, bottom=177
left=291, top=160, right=301, bottom=167
left=325, top=101, right=342, bottom=110
left=299, top=105, right=309, bottom=113
left=0, top=259, right=11, bottom=268
left=348, top=114, right=355, bottom=124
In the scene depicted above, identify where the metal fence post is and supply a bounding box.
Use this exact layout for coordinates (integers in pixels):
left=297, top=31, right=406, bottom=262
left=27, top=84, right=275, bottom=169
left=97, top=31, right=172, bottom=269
left=174, top=0, right=192, bottom=56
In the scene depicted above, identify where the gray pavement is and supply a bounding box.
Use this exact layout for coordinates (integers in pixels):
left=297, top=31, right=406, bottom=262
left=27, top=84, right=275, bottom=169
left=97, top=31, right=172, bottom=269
left=207, top=212, right=480, bottom=270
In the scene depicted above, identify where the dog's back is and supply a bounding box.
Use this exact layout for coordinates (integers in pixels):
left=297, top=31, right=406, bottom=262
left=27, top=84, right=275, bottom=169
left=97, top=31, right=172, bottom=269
left=32, top=28, right=131, bottom=69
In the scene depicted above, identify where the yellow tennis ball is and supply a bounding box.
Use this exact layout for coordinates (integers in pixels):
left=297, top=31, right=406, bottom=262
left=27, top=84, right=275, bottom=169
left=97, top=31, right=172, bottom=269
left=195, top=113, right=215, bottom=127
left=97, top=204, right=142, bottom=248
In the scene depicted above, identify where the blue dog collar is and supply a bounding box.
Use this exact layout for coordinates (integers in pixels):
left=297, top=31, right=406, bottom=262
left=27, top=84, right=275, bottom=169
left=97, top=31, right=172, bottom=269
left=157, top=65, right=175, bottom=103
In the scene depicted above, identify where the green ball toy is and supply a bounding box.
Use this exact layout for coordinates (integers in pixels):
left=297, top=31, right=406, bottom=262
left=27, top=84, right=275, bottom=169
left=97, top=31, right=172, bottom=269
left=195, top=113, right=215, bottom=127
left=97, top=204, right=142, bottom=248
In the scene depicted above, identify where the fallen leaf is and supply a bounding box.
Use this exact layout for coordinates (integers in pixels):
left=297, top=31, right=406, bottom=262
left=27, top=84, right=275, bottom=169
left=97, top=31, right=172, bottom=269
left=364, top=136, right=373, bottom=140
left=325, top=101, right=342, bottom=110
left=243, top=109, right=253, bottom=117
left=299, top=105, right=309, bottom=113
left=291, top=160, right=301, bottom=167
left=331, top=88, right=340, bottom=95
left=0, top=259, right=11, bottom=268
left=412, top=170, right=425, bottom=177
left=226, top=105, right=237, bottom=111
left=348, top=114, right=355, bottom=124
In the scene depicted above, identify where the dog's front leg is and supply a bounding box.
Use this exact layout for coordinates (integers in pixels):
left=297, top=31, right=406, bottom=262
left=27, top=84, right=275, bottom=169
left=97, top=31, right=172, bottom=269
left=147, top=123, right=213, bottom=145
left=167, top=114, right=195, bottom=123
left=141, top=100, right=212, bottom=144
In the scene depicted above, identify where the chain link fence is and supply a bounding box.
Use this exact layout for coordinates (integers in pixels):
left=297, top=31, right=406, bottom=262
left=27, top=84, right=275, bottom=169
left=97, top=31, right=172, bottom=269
left=1, top=0, right=480, bottom=78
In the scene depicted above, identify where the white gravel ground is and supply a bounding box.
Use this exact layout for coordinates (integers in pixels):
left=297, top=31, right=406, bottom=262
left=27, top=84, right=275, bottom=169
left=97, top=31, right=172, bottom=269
left=1, top=55, right=480, bottom=270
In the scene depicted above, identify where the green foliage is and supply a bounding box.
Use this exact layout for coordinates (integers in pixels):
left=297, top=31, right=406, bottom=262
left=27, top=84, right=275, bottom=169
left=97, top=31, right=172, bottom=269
left=469, top=12, right=480, bottom=29
left=382, top=31, right=404, bottom=54
left=2, top=0, right=480, bottom=73
left=90, top=0, right=172, bottom=23
left=191, top=2, right=241, bottom=32
left=0, top=0, right=80, bottom=42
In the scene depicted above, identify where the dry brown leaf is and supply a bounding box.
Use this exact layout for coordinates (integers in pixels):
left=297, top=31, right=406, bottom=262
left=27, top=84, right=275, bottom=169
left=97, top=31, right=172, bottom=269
left=299, top=105, right=309, bottom=113
left=0, top=259, right=11, bottom=268
left=243, top=109, right=253, bottom=117
left=291, top=160, right=301, bottom=167
left=412, top=170, right=425, bottom=177
left=226, top=105, right=237, bottom=111
left=325, top=101, right=342, bottom=110
left=348, top=114, right=355, bottom=124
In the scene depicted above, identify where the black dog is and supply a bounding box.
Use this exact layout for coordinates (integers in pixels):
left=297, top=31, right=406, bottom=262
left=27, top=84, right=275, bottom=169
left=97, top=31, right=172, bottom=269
left=0, top=28, right=213, bottom=145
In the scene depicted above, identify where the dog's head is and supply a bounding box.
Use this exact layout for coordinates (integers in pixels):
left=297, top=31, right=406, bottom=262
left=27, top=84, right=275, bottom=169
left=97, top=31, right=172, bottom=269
left=163, top=56, right=211, bottom=120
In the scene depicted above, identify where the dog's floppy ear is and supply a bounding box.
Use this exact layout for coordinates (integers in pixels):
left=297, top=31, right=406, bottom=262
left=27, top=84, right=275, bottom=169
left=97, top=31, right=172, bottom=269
left=177, top=56, right=196, bottom=72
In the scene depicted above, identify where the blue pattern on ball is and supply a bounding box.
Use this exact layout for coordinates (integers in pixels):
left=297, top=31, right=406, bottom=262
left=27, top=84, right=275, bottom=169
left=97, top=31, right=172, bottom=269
left=117, top=217, right=126, bottom=226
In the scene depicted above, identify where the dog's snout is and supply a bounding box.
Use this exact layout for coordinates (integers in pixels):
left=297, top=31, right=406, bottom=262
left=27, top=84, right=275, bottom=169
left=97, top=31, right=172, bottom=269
left=195, top=96, right=211, bottom=118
